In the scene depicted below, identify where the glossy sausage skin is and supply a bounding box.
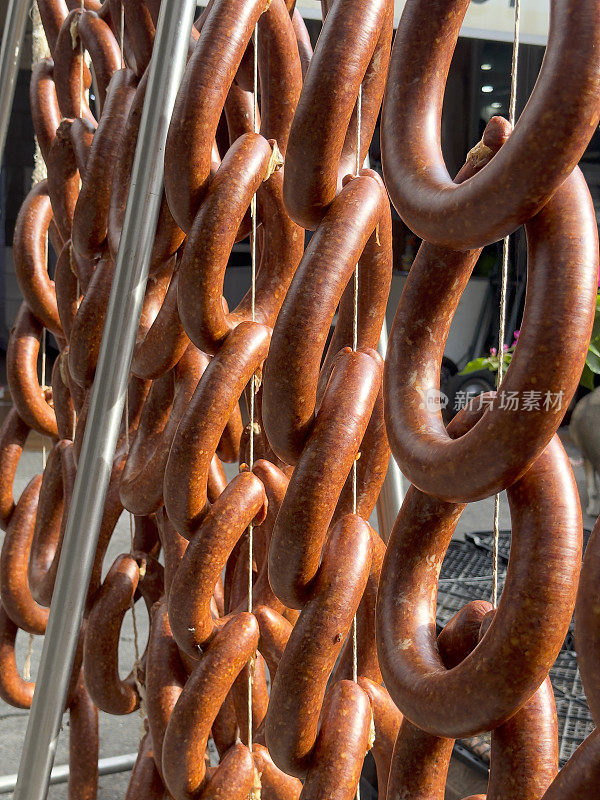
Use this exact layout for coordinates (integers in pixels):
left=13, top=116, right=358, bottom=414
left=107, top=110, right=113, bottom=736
left=541, top=730, right=600, bottom=799
left=357, top=677, right=402, bottom=798
left=266, top=514, right=372, bottom=778
left=145, top=602, right=187, bottom=780
left=384, top=167, right=598, bottom=502
left=83, top=553, right=163, bottom=714
left=377, top=404, right=582, bottom=738
left=381, top=0, right=600, bottom=249
left=7, top=304, right=57, bottom=438
left=164, top=321, right=270, bottom=536
left=0, top=408, right=30, bottom=530
left=120, top=345, right=207, bottom=516
left=13, top=181, right=62, bottom=338
left=72, top=68, right=138, bottom=258
left=109, top=69, right=184, bottom=272
left=0, top=475, right=48, bottom=634
left=253, top=743, right=302, bottom=800
left=263, top=170, right=389, bottom=466
left=178, top=135, right=303, bottom=356
left=28, top=440, right=76, bottom=607
left=164, top=0, right=267, bottom=232
left=283, top=0, right=393, bottom=229
left=161, top=613, right=259, bottom=800
left=30, top=58, right=61, bottom=163
left=299, top=680, right=372, bottom=800
left=269, top=348, right=382, bottom=609
left=168, top=471, right=267, bottom=656
left=386, top=601, right=488, bottom=800
left=68, top=671, right=99, bottom=800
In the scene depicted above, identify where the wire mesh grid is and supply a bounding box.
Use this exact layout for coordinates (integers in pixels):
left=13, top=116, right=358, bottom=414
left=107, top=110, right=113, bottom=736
left=437, top=538, right=595, bottom=769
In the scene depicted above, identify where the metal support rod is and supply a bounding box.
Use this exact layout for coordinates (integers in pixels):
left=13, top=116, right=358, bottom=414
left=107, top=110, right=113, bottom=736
left=0, top=754, right=138, bottom=795
left=375, top=317, right=406, bottom=542
left=0, top=0, right=30, bottom=166
left=13, top=1, right=197, bottom=797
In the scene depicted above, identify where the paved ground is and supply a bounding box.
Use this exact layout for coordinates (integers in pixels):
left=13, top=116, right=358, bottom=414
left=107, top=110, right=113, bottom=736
left=0, top=429, right=594, bottom=798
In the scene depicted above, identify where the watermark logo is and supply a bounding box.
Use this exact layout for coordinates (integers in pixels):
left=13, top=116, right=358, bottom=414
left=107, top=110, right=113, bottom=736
left=419, top=388, right=565, bottom=414
left=419, top=388, right=449, bottom=413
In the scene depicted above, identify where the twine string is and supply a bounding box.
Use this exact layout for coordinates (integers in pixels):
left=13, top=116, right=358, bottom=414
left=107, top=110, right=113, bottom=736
left=24, top=0, right=51, bottom=683
left=247, top=19, right=260, bottom=759
left=352, top=80, right=363, bottom=800
left=493, top=0, right=521, bottom=608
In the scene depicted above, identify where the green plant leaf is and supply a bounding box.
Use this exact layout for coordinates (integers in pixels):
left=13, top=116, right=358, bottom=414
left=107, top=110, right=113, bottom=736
left=581, top=364, right=596, bottom=391
left=586, top=350, right=600, bottom=375
left=460, top=358, right=488, bottom=375
left=589, top=342, right=600, bottom=358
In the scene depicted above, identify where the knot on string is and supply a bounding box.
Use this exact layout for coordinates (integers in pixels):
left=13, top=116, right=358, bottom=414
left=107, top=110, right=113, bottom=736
left=466, top=140, right=493, bottom=170
left=249, top=765, right=262, bottom=800
left=265, top=142, right=284, bottom=180
left=69, top=17, right=80, bottom=50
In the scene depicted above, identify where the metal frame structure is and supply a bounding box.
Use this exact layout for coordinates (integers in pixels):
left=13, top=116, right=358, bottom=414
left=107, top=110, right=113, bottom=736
left=0, top=754, right=138, bottom=795
left=0, top=0, right=30, bottom=167
left=9, top=0, right=198, bottom=797
left=376, top=319, right=406, bottom=541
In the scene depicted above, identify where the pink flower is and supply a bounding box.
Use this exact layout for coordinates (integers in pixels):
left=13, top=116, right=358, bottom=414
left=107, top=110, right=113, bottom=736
left=503, top=343, right=509, bottom=352
left=490, top=347, right=497, bottom=356
left=513, top=330, right=520, bottom=341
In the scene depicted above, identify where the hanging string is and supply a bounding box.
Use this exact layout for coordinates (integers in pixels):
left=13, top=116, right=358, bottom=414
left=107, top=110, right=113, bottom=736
left=120, top=1, right=125, bottom=70
left=352, top=81, right=364, bottom=800
left=124, top=391, right=147, bottom=736
left=246, top=19, right=260, bottom=767
left=116, top=2, right=145, bottom=737
left=492, top=0, right=521, bottom=608
left=24, top=0, right=51, bottom=684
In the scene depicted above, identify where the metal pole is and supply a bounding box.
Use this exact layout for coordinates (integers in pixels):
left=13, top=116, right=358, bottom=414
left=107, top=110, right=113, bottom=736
left=0, top=0, right=29, bottom=166
left=0, top=754, right=138, bottom=795
left=13, top=0, right=197, bottom=797
left=376, top=318, right=406, bottom=542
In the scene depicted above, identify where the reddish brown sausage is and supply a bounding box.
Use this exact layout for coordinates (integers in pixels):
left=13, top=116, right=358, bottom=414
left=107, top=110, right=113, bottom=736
left=257, top=0, right=302, bottom=155
left=377, top=404, right=582, bottom=738
left=283, top=0, right=393, bottom=229
left=177, top=135, right=303, bottom=356
left=0, top=408, right=30, bottom=530
left=130, top=264, right=191, bottom=381
left=30, top=58, right=61, bottom=162
left=263, top=170, right=390, bottom=465
left=83, top=553, right=163, bottom=714
left=164, top=321, right=270, bottom=536
left=268, top=348, right=382, bottom=609
left=68, top=670, right=99, bottom=800
left=146, top=602, right=188, bottom=780
left=381, top=0, right=600, bottom=248
left=109, top=69, right=185, bottom=272
left=120, top=345, right=208, bottom=516
left=164, top=0, right=267, bottom=232
left=541, top=730, right=600, bottom=799
left=7, top=304, right=57, bottom=438
left=124, top=728, right=166, bottom=800
left=72, top=68, right=138, bottom=258
left=253, top=743, right=302, bottom=800
left=0, top=475, right=49, bottom=634
left=384, top=167, right=597, bottom=503
left=299, top=680, right=372, bottom=800
left=168, top=471, right=267, bottom=656
left=13, top=181, right=62, bottom=338
left=265, top=514, right=372, bottom=777
left=357, top=678, right=402, bottom=798
left=161, top=613, right=259, bottom=800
